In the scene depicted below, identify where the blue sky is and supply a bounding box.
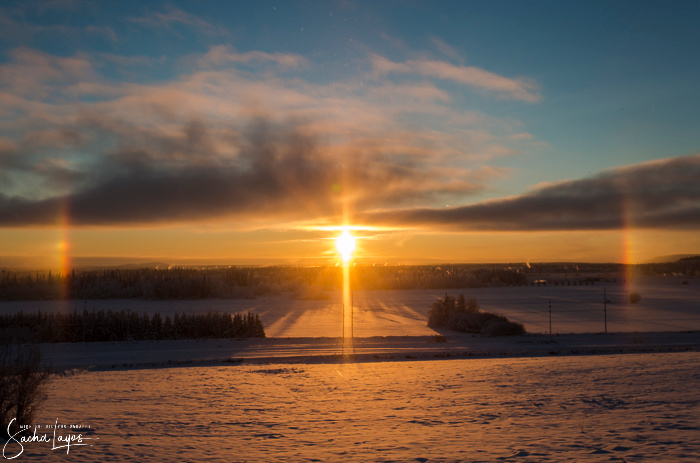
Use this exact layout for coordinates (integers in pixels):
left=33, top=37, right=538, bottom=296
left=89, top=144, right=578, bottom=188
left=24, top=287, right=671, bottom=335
left=1, top=0, right=699, bottom=264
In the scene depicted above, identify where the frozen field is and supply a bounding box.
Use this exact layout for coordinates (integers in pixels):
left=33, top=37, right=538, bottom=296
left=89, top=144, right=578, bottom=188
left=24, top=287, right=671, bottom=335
left=10, top=352, right=700, bottom=462
left=37, top=331, right=700, bottom=371
left=2, top=279, right=699, bottom=336
left=4, top=278, right=699, bottom=461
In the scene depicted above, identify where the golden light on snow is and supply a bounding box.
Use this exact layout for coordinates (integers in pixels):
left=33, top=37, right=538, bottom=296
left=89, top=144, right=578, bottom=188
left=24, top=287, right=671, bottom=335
left=335, top=230, right=356, bottom=263
left=333, top=229, right=356, bottom=349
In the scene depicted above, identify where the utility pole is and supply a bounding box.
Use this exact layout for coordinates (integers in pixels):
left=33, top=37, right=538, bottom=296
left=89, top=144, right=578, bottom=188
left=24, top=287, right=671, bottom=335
left=351, top=288, right=354, bottom=341
left=604, top=287, right=608, bottom=334
left=548, top=299, right=552, bottom=339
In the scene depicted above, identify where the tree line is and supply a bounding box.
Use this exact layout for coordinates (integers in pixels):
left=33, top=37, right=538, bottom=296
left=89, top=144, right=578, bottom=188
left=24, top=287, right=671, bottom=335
left=0, top=309, right=265, bottom=343
left=0, top=259, right=696, bottom=301
left=0, top=265, right=529, bottom=300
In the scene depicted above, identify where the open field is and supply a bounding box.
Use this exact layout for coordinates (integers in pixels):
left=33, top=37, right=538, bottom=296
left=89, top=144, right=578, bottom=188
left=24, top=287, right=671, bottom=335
left=10, top=352, right=700, bottom=462
left=35, top=331, right=700, bottom=371
left=2, top=278, right=699, bottom=337
left=4, top=277, right=699, bottom=461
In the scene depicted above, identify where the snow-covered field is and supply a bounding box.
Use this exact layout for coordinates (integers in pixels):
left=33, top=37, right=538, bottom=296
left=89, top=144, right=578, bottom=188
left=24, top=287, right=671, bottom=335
left=4, top=278, right=699, bottom=461
left=10, top=352, right=700, bottom=462
left=2, top=279, right=699, bottom=336
left=37, top=331, right=700, bottom=371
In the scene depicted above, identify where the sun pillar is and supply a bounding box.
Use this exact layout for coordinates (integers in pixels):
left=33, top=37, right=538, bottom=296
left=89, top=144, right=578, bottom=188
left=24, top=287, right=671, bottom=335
left=58, top=199, right=72, bottom=299
left=336, top=230, right=356, bottom=350
left=342, top=264, right=352, bottom=341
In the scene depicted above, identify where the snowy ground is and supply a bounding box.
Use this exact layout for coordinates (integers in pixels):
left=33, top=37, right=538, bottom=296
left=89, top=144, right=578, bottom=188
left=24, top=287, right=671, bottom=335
left=4, top=278, right=699, bottom=461
left=37, top=331, right=700, bottom=371
left=10, top=352, right=700, bottom=462
left=2, top=278, right=699, bottom=336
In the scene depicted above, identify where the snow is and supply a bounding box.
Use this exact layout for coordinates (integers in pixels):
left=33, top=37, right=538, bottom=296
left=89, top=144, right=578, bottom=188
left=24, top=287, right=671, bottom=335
left=37, top=331, right=700, bottom=371
left=3, top=278, right=700, bottom=461
left=2, top=279, right=699, bottom=337
left=12, top=352, right=700, bottom=462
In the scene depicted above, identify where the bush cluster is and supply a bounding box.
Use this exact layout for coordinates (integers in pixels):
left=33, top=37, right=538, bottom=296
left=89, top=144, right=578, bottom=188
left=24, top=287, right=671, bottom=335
left=0, top=310, right=265, bottom=343
left=1, top=343, right=51, bottom=441
left=427, top=294, right=525, bottom=336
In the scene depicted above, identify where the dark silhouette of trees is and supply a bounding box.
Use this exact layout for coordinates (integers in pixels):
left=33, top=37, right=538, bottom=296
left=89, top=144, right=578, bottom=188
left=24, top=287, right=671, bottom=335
left=0, top=259, right=695, bottom=302
left=0, top=310, right=265, bottom=343
left=0, top=265, right=532, bottom=301
left=427, top=293, right=525, bottom=336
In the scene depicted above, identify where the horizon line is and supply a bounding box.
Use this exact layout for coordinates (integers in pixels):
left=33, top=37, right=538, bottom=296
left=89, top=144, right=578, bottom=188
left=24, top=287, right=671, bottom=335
left=1, top=254, right=698, bottom=271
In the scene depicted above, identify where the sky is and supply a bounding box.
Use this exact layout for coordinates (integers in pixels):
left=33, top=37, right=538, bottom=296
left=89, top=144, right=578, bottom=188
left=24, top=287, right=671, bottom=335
left=1, top=0, right=699, bottom=268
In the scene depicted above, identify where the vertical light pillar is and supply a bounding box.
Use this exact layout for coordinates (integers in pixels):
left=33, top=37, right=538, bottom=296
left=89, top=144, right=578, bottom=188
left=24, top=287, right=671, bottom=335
left=335, top=230, right=356, bottom=351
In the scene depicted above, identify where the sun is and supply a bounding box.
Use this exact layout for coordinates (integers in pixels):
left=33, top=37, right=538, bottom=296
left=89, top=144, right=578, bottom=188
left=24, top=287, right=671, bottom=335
left=335, top=230, right=356, bottom=263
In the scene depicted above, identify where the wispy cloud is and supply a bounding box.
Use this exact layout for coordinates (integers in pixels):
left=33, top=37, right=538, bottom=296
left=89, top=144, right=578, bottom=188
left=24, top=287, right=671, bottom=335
left=359, top=154, right=700, bottom=231
left=430, top=37, right=465, bottom=65
left=0, top=9, right=115, bottom=46
left=130, top=6, right=229, bottom=37
left=188, top=45, right=309, bottom=70
left=0, top=47, right=96, bottom=98
left=370, top=54, right=541, bottom=103
left=0, top=43, right=542, bottom=227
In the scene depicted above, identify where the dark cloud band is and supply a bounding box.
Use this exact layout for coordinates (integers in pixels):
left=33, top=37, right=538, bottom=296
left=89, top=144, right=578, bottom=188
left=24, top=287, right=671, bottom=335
left=0, top=118, right=482, bottom=226
left=359, top=154, right=700, bottom=231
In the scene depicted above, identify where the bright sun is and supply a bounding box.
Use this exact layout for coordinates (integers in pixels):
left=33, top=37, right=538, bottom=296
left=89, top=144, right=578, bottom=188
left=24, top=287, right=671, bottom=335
left=335, top=230, right=356, bottom=263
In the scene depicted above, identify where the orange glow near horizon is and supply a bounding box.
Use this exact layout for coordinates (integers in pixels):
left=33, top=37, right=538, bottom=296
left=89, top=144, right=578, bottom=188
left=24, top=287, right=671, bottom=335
left=1, top=226, right=698, bottom=270
left=58, top=201, right=71, bottom=291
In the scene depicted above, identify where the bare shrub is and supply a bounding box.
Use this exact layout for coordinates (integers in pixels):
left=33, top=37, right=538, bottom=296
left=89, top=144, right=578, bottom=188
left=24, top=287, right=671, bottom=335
left=1, top=343, right=51, bottom=441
